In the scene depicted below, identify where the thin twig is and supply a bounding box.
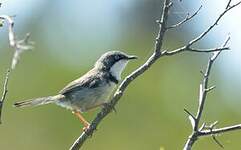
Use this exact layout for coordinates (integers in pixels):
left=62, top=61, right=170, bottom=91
left=0, top=15, right=33, bottom=69
left=167, top=5, right=202, bottom=29
left=0, top=15, right=33, bottom=123
left=212, top=136, right=224, bottom=149
left=184, top=108, right=195, bottom=120
left=199, top=124, right=241, bottom=136
left=187, top=1, right=241, bottom=48
left=0, top=69, right=10, bottom=124
left=186, top=47, right=230, bottom=53
left=226, top=0, right=232, bottom=9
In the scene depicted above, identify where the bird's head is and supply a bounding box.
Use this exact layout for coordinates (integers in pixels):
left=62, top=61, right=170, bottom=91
left=94, top=51, right=137, bottom=81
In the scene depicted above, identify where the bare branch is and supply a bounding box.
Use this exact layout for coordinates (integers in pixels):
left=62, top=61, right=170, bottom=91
left=184, top=108, right=195, bottom=120
left=162, top=45, right=229, bottom=56
left=167, top=5, right=202, bottom=29
left=183, top=35, right=231, bottom=150
left=184, top=109, right=196, bottom=129
left=212, top=136, right=224, bottom=148
left=0, top=69, right=10, bottom=124
left=69, top=0, right=241, bottom=149
left=186, top=46, right=230, bottom=53
left=183, top=33, right=241, bottom=149
left=155, top=0, right=173, bottom=53
left=69, top=0, right=172, bottom=149
left=211, top=36, right=230, bottom=61
left=163, top=0, right=238, bottom=56
left=199, top=123, right=206, bottom=131
left=0, top=15, right=33, bottom=123
left=0, top=15, right=33, bottom=69
left=226, top=0, right=232, bottom=9
left=225, top=0, right=241, bottom=10
left=199, top=124, right=241, bottom=136
left=205, top=85, right=216, bottom=92
left=186, top=1, right=240, bottom=48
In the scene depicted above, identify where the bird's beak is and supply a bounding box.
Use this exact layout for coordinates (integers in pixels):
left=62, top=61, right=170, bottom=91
left=127, top=55, right=138, bottom=60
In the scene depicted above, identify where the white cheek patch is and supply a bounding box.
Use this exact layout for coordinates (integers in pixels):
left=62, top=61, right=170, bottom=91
left=110, top=60, right=128, bottom=81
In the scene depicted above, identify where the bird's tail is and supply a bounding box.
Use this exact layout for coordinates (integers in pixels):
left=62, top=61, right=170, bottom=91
left=13, top=95, right=64, bottom=108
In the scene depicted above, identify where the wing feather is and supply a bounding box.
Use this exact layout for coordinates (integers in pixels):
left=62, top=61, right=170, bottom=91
left=59, top=69, right=101, bottom=95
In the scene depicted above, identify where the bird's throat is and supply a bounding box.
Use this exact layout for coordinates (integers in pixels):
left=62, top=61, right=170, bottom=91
left=110, top=60, right=128, bottom=81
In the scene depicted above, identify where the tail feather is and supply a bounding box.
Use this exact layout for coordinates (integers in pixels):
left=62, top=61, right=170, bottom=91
left=14, top=95, right=64, bottom=108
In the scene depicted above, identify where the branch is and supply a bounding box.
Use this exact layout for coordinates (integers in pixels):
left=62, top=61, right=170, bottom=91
left=0, top=15, right=33, bottom=123
left=164, top=1, right=240, bottom=56
left=155, top=0, right=173, bottom=53
left=226, top=0, right=232, bottom=9
left=182, top=1, right=241, bottom=149
left=199, top=124, right=241, bottom=136
left=183, top=35, right=229, bottom=150
left=186, top=47, right=230, bottom=53
left=0, top=69, right=10, bottom=124
left=0, top=15, right=33, bottom=69
left=70, top=0, right=172, bottom=149
left=183, top=35, right=241, bottom=149
left=70, top=0, right=241, bottom=149
left=186, top=1, right=241, bottom=48
left=167, top=5, right=202, bottom=29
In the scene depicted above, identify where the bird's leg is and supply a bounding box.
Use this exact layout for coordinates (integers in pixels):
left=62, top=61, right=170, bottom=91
left=72, top=111, right=90, bottom=131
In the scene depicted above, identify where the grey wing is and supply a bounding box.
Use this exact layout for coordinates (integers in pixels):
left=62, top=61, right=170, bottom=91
left=59, top=78, right=85, bottom=95
left=59, top=72, right=102, bottom=95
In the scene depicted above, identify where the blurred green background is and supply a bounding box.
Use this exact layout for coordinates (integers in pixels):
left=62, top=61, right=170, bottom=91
left=0, top=0, right=241, bottom=149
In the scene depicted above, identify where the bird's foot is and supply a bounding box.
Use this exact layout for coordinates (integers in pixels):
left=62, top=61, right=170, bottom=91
left=72, top=111, right=91, bottom=132
left=82, top=123, right=90, bottom=132
left=82, top=123, right=96, bottom=137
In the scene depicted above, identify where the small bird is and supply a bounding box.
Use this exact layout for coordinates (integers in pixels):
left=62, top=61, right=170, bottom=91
left=14, top=51, right=137, bottom=130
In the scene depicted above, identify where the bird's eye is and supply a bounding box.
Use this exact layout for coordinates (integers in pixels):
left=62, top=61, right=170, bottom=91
left=115, top=55, right=120, bottom=60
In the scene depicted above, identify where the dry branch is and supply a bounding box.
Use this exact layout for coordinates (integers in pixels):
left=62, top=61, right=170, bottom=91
left=0, top=69, right=10, bottom=124
left=69, top=0, right=241, bottom=149
left=183, top=1, right=241, bottom=149
left=0, top=14, right=32, bottom=123
left=183, top=36, right=241, bottom=150
left=167, top=5, right=202, bottom=29
left=70, top=0, right=172, bottom=149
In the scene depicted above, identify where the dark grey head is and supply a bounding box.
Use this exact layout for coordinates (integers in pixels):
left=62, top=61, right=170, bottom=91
left=95, top=51, right=137, bottom=80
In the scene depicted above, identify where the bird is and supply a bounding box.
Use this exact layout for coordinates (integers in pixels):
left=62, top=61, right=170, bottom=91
left=14, top=51, right=137, bottom=130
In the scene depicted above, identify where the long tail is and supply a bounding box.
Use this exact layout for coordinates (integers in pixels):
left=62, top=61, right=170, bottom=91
left=13, top=95, right=64, bottom=108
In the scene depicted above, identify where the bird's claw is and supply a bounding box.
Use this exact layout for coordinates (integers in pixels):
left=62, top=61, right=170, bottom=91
left=82, top=124, right=96, bottom=138
left=82, top=125, right=90, bottom=132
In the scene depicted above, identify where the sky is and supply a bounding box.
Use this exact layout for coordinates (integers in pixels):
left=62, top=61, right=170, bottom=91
left=201, top=0, right=241, bottom=82
left=0, top=0, right=240, bottom=82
